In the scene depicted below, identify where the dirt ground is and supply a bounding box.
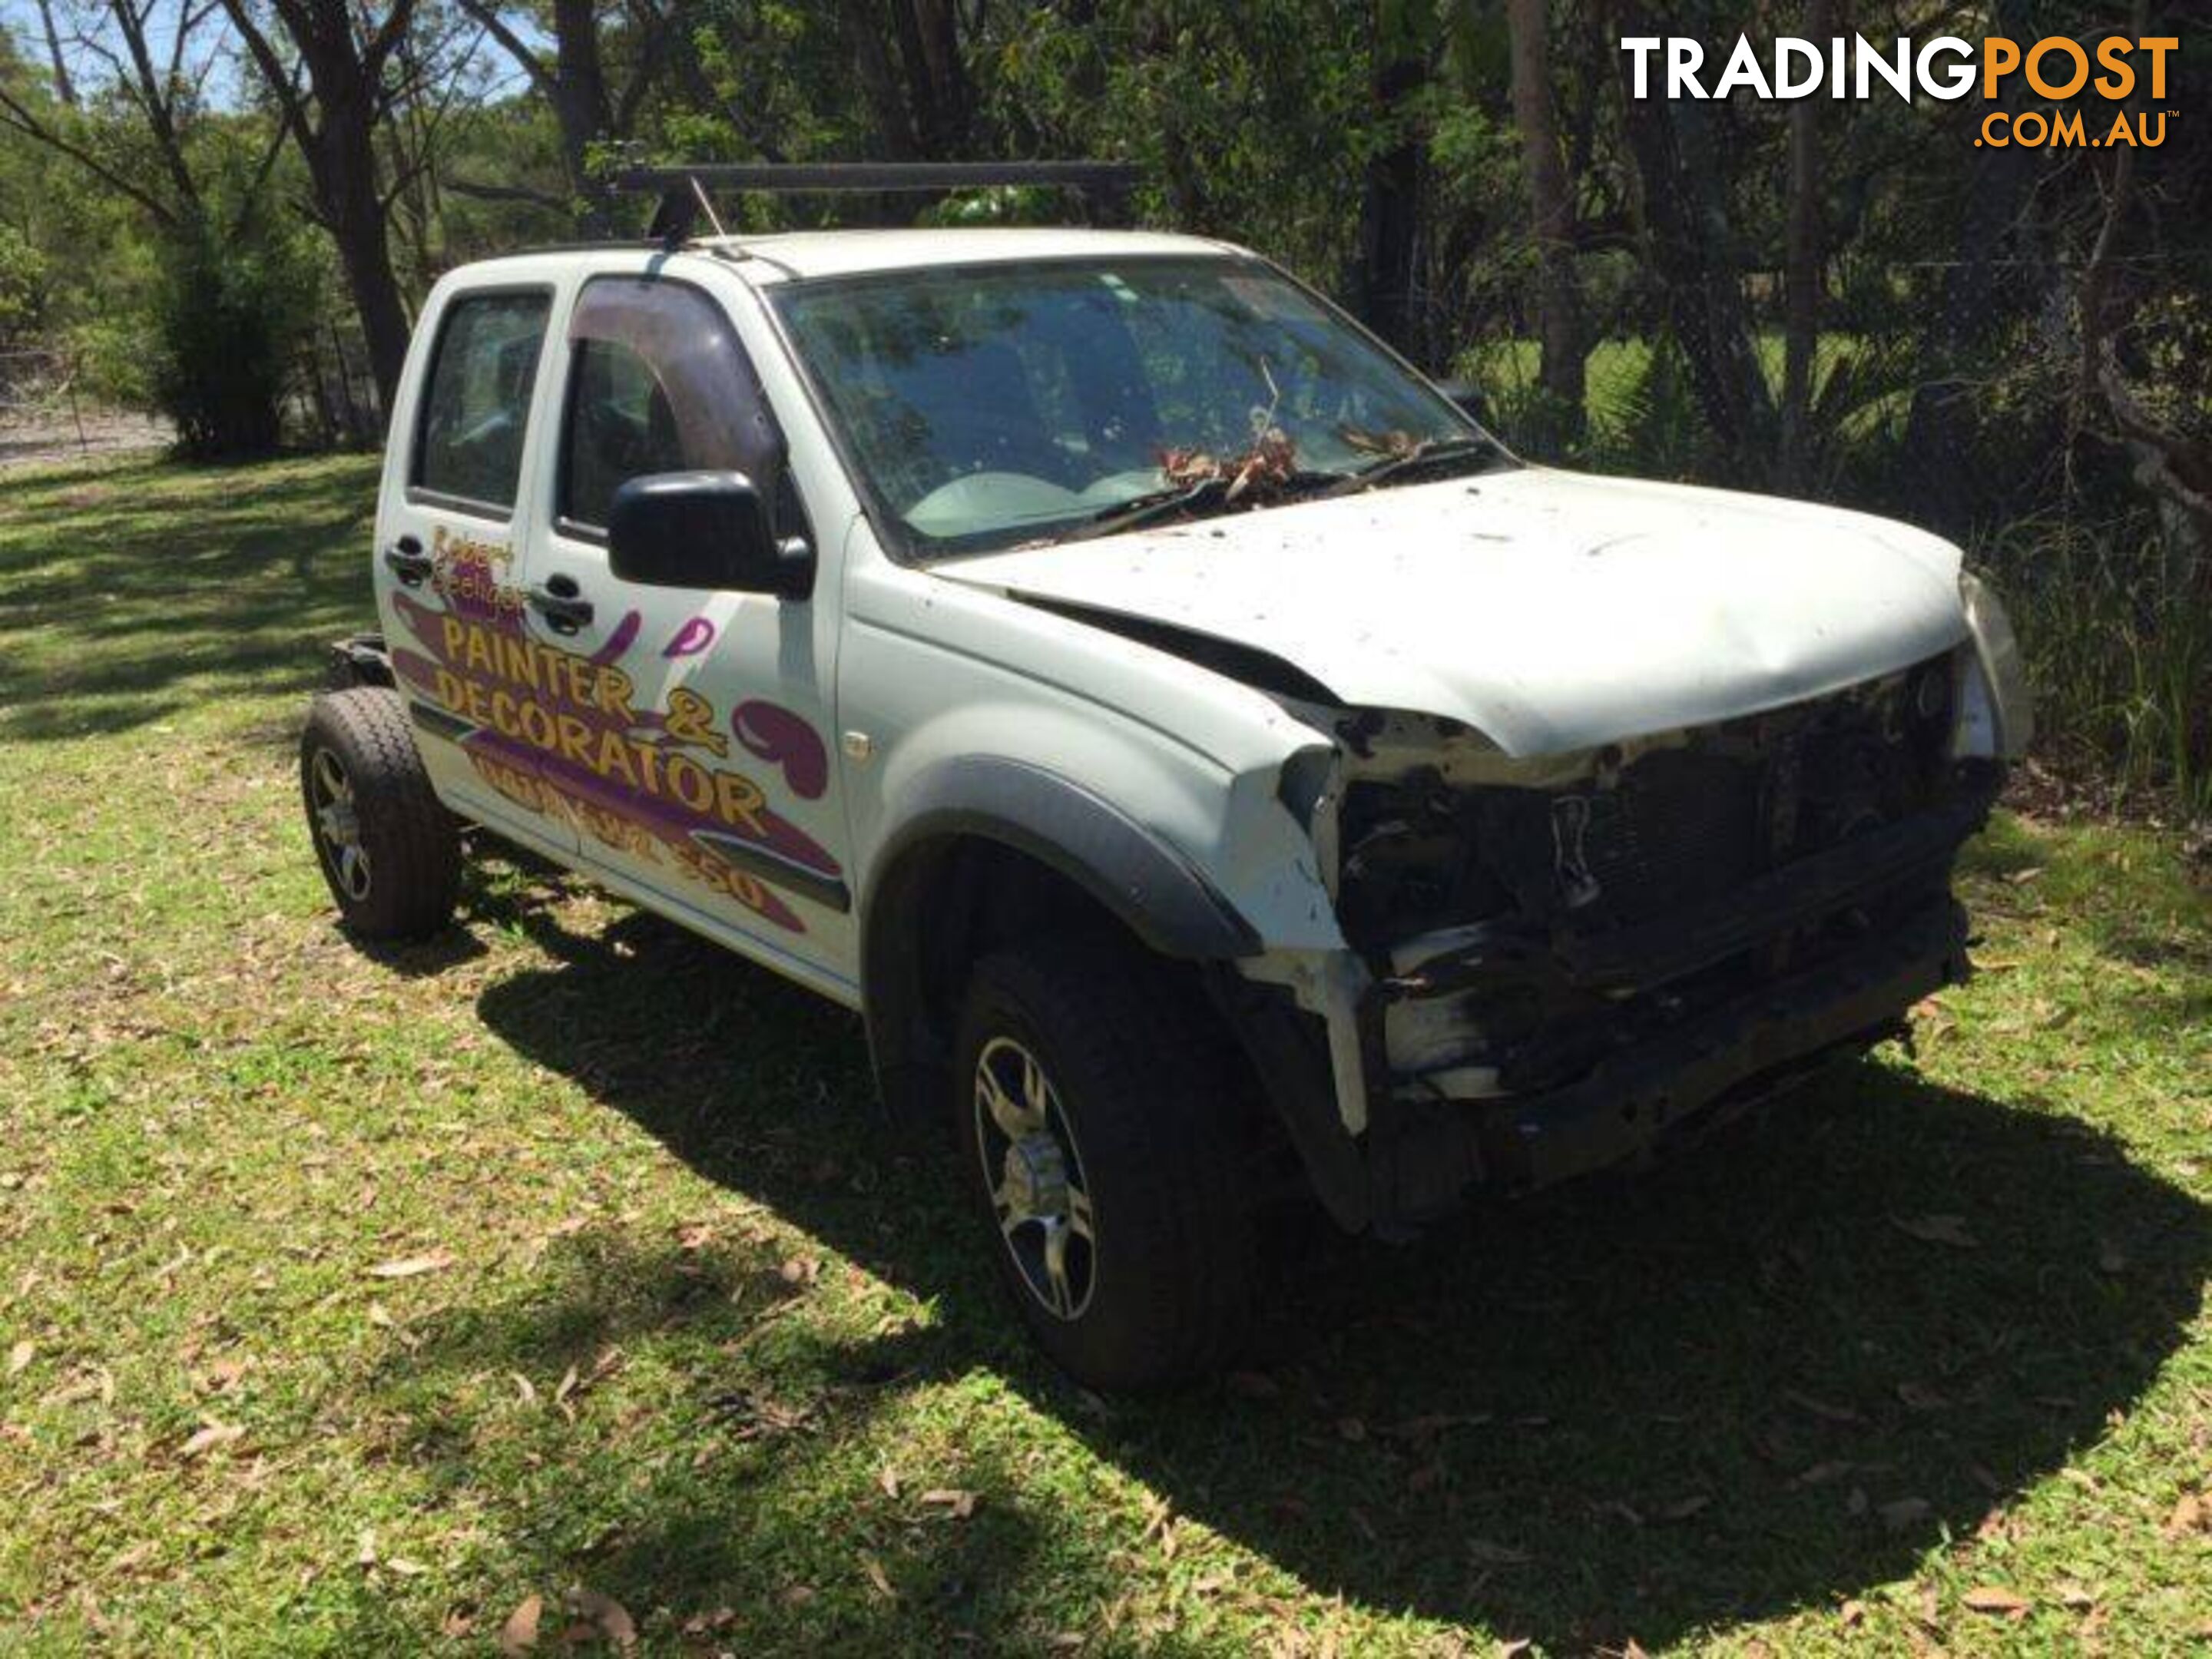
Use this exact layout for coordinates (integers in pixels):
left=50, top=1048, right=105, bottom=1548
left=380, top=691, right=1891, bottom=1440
left=0, top=406, right=171, bottom=473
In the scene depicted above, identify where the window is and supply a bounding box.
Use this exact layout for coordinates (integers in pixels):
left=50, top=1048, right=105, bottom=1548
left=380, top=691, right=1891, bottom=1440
left=562, top=339, right=690, bottom=530
left=413, top=291, right=550, bottom=512
left=771, top=258, right=1482, bottom=556
left=557, top=276, right=800, bottom=539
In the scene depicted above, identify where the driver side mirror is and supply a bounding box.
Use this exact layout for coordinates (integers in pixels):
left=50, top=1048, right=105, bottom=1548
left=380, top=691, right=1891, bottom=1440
left=608, top=470, right=815, bottom=600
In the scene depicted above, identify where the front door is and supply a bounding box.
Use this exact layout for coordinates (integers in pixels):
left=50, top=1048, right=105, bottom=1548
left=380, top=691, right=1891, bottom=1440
left=518, top=272, right=854, bottom=986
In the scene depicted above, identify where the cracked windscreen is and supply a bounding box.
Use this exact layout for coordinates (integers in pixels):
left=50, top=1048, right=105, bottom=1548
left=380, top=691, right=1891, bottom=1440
left=770, top=257, right=1505, bottom=558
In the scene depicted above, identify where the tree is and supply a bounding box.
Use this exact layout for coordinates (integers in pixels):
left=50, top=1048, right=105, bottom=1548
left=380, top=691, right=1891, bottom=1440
left=454, top=0, right=677, bottom=227
left=1355, top=0, right=1429, bottom=359
left=220, top=0, right=420, bottom=412
left=1505, top=0, right=1583, bottom=438
left=1777, top=0, right=1830, bottom=488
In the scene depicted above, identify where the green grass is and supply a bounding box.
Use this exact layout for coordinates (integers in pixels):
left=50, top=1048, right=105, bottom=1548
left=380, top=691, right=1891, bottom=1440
left=2, top=454, right=2209, bottom=1655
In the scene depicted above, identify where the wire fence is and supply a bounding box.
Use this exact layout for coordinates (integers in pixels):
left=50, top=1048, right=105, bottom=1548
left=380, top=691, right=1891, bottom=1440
left=0, top=346, right=170, bottom=470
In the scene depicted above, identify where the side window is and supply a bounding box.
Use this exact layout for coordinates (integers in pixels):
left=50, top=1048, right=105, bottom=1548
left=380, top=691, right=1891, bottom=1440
left=563, top=339, right=689, bottom=530
left=414, top=291, right=550, bottom=513
left=558, top=276, right=806, bottom=541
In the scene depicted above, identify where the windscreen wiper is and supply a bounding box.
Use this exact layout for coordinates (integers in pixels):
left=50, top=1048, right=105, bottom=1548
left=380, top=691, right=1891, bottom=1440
left=1319, top=433, right=1500, bottom=498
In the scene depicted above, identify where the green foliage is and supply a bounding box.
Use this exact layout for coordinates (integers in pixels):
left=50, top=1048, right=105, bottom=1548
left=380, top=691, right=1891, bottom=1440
left=148, top=207, right=320, bottom=459
left=0, top=222, right=45, bottom=344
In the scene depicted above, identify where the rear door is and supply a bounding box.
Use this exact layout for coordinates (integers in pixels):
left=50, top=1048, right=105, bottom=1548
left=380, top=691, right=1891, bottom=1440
left=373, top=277, right=578, bottom=855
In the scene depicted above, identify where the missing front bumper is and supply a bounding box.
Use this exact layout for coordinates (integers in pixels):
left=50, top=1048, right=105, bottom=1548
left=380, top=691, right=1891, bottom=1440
left=1364, top=896, right=1972, bottom=1218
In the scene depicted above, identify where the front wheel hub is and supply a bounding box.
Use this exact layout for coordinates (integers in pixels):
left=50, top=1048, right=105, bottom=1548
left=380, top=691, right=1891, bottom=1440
left=973, top=1035, right=1095, bottom=1321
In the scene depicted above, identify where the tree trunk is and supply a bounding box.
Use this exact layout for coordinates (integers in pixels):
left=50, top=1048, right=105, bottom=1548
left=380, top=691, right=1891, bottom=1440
left=1780, top=0, right=1833, bottom=489
left=1507, top=0, right=1584, bottom=440
left=1356, top=11, right=1427, bottom=360
left=549, top=0, right=613, bottom=223
left=310, top=93, right=412, bottom=416
left=220, top=0, right=420, bottom=421
left=836, top=0, right=922, bottom=159
left=33, top=0, right=75, bottom=107
left=1614, top=2, right=1773, bottom=468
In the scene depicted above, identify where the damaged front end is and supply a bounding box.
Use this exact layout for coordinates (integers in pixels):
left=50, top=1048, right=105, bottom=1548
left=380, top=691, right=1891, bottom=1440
left=1233, top=649, right=2005, bottom=1233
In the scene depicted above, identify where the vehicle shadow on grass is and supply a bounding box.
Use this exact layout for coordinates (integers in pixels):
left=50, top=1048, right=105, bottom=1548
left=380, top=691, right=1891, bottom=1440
left=455, top=901, right=2211, bottom=1653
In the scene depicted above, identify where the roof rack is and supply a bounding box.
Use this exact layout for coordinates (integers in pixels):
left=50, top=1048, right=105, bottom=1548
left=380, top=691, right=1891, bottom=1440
left=611, top=161, right=1141, bottom=243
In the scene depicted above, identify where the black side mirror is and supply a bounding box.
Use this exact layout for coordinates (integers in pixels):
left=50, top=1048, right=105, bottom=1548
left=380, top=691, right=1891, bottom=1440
left=608, top=470, right=815, bottom=599
left=1434, top=376, right=1491, bottom=427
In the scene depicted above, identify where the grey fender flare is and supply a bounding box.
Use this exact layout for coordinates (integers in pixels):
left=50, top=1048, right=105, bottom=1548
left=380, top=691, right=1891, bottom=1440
left=859, top=754, right=1260, bottom=1121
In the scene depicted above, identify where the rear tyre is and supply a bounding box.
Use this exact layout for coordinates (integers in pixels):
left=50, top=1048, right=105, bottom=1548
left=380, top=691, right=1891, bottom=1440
left=300, top=687, right=461, bottom=942
left=952, top=937, right=1265, bottom=1389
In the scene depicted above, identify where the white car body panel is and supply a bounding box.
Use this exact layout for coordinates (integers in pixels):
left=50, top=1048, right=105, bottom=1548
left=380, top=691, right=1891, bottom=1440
left=933, top=467, right=1974, bottom=758
left=354, top=231, right=2025, bottom=1187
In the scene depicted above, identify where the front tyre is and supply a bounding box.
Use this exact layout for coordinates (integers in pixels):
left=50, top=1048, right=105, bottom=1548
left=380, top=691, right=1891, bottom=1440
left=952, top=939, right=1264, bottom=1390
left=300, top=687, right=461, bottom=942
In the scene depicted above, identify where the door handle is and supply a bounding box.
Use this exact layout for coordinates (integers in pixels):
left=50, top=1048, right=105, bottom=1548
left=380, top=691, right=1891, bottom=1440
left=383, top=535, right=433, bottom=586
left=527, top=579, right=594, bottom=633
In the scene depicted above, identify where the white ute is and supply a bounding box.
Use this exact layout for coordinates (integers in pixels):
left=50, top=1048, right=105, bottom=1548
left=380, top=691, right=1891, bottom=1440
left=302, top=197, right=2032, bottom=1388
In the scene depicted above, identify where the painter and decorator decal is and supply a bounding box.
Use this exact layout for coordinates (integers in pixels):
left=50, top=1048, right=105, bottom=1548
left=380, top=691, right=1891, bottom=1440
left=388, top=527, right=837, bottom=932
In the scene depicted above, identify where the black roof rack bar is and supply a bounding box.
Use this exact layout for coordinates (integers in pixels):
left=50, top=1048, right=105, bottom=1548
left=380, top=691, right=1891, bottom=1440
left=614, top=161, right=1140, bottom=242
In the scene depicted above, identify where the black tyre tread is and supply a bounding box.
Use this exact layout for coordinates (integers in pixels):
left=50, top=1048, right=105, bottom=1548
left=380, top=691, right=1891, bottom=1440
left=301, top=687, right=461, bottom=941
left=956, top=938, right=1264, bottom=1389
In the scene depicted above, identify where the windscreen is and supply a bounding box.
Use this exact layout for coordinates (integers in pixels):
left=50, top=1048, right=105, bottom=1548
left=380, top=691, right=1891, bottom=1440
left=771, top=257, right=1488, bottom=556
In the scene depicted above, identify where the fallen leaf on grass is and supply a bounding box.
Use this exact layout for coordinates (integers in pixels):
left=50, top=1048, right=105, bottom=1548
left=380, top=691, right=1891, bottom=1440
left=1896, top=1381, right=1949, bottom=1412
left=1877, top=1496, right=1932, bottom=1531
left=367, top=1250, right=454, bottom=1280
left=498, top=1593, right=542, bottom=1655
left=1962, top=1585, right=2030, bottom=1617
left=1890, top=1214, right=1978, bottom=1249
left=197, top=1357, right=247, bottom=1395
left=2164, top=1492, right=2206, bottom=1538
left=876, top=1466, right=901, bottom=1499
left=1793, top=1460, right=1856, bottom=1487
left=1657, top=1495, right=1710, bottom=1522
left=1224, top=1369, right=1279, bottom=1400
left=1783, top=1388, right=1863, bottom=1423
left=7, top=1340, right=33, bottom=1377
left=568, top=1591, right=635, bottom=1651
left=1466, top=1538, right=1532, bottom=1566
left=178, top=1420, right=243, bottom=1459
left=859, top=1552, right=896, bottom=1600
left=919, top=1488, right=979, bottom=1518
